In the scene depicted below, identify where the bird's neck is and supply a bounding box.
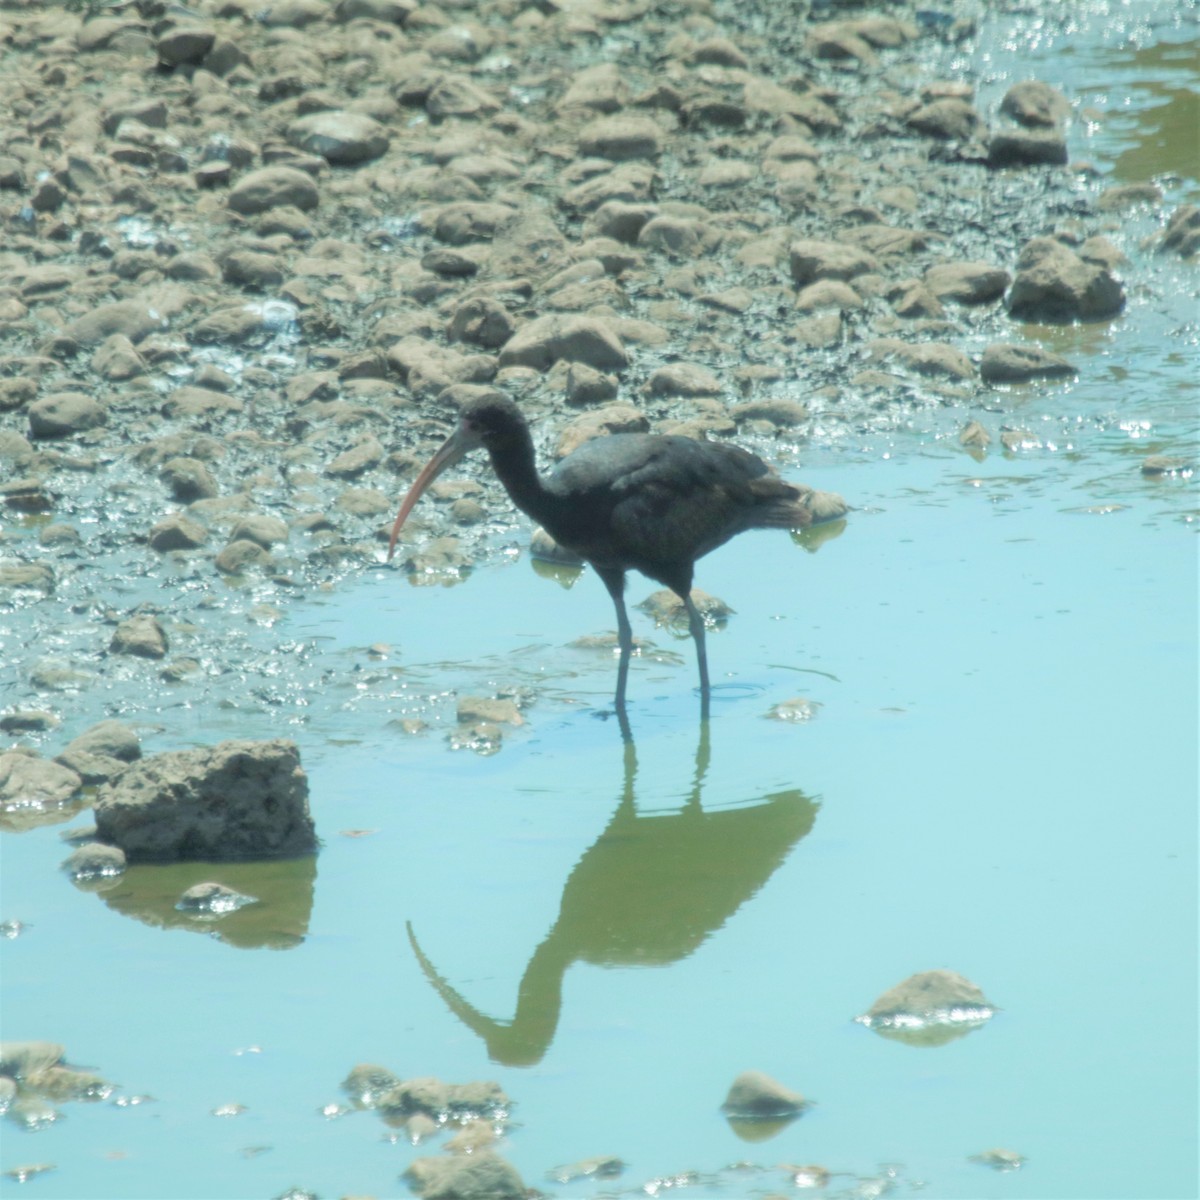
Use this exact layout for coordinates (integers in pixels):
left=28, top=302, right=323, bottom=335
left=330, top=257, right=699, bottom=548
left=487, top=433, right=560, bottom=528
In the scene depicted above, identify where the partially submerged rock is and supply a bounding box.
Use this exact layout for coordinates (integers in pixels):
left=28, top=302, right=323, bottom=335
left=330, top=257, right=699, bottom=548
left=721, top=1069, right=809, bottom=1119
left=0, top=1042, right=113, bottom=1130
left=93, top=739, right=315, bottom=862
left=857, top=969, right=996, bottom=1045
left=0, top=753, right=83, bottom=831
left=970, top=1147, right=1027, bottom=1171
left=404, top=1151, right=525, bottom=1200
left=1007, top=237, right=1125, bottom=322
left=980, top=343, right=1077, bottom=383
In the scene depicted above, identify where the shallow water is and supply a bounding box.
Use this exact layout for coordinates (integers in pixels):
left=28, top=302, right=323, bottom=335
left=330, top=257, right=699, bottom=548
left=4, top=5, right=1199, bottom=1200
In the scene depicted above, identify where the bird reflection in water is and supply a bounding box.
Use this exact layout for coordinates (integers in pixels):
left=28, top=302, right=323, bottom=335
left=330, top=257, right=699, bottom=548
left=406, top=722, right=818, bottom=1066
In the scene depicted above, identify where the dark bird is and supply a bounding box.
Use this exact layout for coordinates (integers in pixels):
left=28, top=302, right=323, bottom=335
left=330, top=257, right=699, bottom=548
left=388, top=395, right=843, bottom=710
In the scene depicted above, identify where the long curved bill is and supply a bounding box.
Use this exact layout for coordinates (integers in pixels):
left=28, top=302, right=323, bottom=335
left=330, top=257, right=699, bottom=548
left=386, top=424, right=475, bottom=561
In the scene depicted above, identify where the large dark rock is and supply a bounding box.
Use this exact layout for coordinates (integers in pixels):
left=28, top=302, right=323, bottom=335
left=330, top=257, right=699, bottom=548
left=93, top=739, right=315, bottom=861
left=1007, top=237, right=1125, bottom=321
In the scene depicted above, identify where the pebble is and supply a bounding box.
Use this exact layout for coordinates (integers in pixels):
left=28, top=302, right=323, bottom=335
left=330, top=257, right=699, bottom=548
left=980, top=343, right=1076, bottom=383
left=287, top=111, right=390, bottom=165
left=988, top=127, right=1069, bottom=167
left=0, top=753, right=82, bottom=823
left=27, top=392, right=106, bottom=438
left=499, top=314, right=627, bottom=373
left=404, top=1152, right=525, bottom=1200
left=61, top=842, right=127, bottom=881
left=923, top=261, right=1010, bottom=304
left=227, top=166, right=320, bottom=215
left=109, top=614, right=169, bottom=659
left=1000, top=80, right=1070, bottom=127
left=789, top=239, right=879, bottom=286
left=721, top=1070, right=809, bottom=1119
left=149, top=514, right=209, bottom=551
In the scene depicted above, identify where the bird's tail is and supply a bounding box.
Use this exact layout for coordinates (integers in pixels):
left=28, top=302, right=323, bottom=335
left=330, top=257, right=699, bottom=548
left=750, top=480, right=848, bottom=529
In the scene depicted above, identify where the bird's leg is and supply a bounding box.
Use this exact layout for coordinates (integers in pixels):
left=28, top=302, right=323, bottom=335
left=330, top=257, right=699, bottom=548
left=598, top=568, right=633, bottom=710
left=682, top=590, right=711, bottom=698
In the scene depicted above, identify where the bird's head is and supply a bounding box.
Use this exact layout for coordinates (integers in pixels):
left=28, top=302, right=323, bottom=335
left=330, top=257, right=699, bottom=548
left=387, top=394, right=531, bottom=561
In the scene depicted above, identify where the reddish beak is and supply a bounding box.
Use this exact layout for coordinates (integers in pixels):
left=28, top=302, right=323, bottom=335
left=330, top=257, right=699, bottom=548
left=386, top=424, right=476, bottom=561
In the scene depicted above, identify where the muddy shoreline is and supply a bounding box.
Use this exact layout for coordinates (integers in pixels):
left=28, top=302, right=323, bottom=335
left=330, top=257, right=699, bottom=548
left=3, top=0, right=1185, bottom=754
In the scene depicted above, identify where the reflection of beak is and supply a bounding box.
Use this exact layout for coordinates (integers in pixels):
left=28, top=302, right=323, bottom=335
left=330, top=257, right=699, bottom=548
left=387, top=422, right=480, bottom=561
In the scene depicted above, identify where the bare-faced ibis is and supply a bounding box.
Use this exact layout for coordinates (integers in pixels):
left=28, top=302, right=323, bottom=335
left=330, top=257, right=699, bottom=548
left=388, top=395, right=843, bottom=710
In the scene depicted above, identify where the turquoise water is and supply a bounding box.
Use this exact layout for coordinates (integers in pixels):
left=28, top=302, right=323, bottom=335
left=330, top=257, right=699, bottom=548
left=4, top=438, right=1196, bottom=1198
left=3, top=5, right=1199, bottom=1199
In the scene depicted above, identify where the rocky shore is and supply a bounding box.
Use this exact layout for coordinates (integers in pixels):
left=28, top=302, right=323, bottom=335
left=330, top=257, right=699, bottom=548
left=3, top=0, right=1191, bottom=759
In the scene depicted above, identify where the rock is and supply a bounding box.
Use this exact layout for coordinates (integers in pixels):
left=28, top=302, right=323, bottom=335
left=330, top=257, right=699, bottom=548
left=0, top=562, right=55, bottom=592
left=148, top=514, right=209, bottom=551
left=215, top=539, right=273, bottom=574
left=163, top=384, right=245, bottom=416
left=789, top=239, right=879, bottom=286
left=768, top=696, right=821, bottom=722
left=160, top=457, right=218, bottom=501
left=220, top=249, right=284, bottom=290
left=970, top=1148, right=1027, bottom=1172
left=287, top=111, right=389, bottom=165
left=109, top=614, right=169, bottom=659
left=924, top=261, right=1010, bottom=304
left=499, top=315, right=627, bottom=373
left=578, top=115, right=662, bottom=161
left=429, top=202, right=515, bottom=245
left=335, top=0, right=415, bottom=22
left=795, top=279, right=863, bottom=312
left=980, top=343, right=1076, bottom=383
left=731, top=399, right=809, bottom=427
left=906, top=98, right=984, bottom=140
left=404, top=1151, right=525, bottom=1200
left=28, top=392, right=106, bottom=438
left=229, top=515, right=289, bottom=548
left=987, top=128, right=1068, bottom=167
left=1007, top=237, right=1125, bottom=321
left=547, top=1156, right=626, bottom=1185
left=91, top=335, right=146, bottom=381
left=0, top=1043, right=66, bottom=1080
left=721, top=1070, right=808, bottom=1118
left=637, top=214, right=716, bottom=258
left=342, top=1063, right=403, bottom=1106
left=447, top=297, right=516, bottom=349
left=1096, top=182, right=1162, bottom=212
left=647, top=363, right=722, bottom=397
left=1141, top=454, right=1194, bottom=476
left=999, top=80, right=1070, bottom=127
left=66, top=301, right=163, bottom=345
left=556, top=404, right=650, bottom=457
left=889, top=280, right=944, bottom=318
left=0, top=710, right=58, bottom=733
left=456, top=697, right=524, bottom=726
left=638, top=589, right=731, bottom=627
left=93, top=739, right=315, bottom=862
left=228, top=166, right=320, bottom=215
left=563, top=362, right=619, bottom=407
left=857, top=968, right=995, bottom=1040
left=0, top=753, right=82, bottom=822
left=1156, top=204, right=1200, bottom=258
left=0, top=377, right=37, bottom=411
left=176, top=882, right=257, bottom=914
left=867, top=339, right=974, bottom=379
left=156, top=25, right=215, bottom=66
left=62, top=842, right=127, bottom=881
left=959, top=420, right=991, bottom=449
